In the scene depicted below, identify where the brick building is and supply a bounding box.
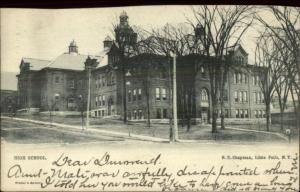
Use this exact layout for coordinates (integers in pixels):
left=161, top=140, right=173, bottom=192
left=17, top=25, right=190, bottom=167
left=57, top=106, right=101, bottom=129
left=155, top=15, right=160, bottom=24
left=0, top=90, right=17, bottom=114
left=17, top=41, right=101, bottom=114
left=17, top=12, right=266, bottom=122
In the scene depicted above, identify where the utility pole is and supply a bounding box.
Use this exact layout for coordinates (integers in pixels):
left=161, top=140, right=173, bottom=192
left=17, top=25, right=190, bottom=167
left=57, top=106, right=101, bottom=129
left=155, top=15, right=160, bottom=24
left=171, top=53, right=179, bottom=142
left=86, top=67, right=91, bottom=130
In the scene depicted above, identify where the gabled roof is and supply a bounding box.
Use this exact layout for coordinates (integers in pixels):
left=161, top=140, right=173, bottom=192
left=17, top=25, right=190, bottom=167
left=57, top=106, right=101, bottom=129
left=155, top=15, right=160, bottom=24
left=45, top=53, right=102, bottom=71
left=22, top=58, right=51, bottom=71
left=227, top=44, right=248, bottom=56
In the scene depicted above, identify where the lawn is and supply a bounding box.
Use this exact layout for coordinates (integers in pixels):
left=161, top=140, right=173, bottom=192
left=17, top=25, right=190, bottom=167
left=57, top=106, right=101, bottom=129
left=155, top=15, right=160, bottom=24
left=6, top=114, right=295, bottom=143
left=1, top=118, right=123, bottom=144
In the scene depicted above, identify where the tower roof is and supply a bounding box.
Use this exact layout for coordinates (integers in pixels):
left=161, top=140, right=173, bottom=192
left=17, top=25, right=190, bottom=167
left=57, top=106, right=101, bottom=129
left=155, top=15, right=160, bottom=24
left=70, top=40, right=77, bottom=46
left=120, top=11, right=128, bottom=18
left=104, top=35, right=112, bottom=41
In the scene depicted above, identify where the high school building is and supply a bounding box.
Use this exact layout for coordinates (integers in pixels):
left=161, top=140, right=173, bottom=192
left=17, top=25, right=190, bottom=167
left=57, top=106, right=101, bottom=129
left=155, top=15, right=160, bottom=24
left=17, top=12, right=266, bottom=122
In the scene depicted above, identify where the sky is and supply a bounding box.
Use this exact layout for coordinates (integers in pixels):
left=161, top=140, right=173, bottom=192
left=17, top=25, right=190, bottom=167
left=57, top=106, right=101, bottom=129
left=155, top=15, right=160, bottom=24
left=0, top=6, right=269, bottom=73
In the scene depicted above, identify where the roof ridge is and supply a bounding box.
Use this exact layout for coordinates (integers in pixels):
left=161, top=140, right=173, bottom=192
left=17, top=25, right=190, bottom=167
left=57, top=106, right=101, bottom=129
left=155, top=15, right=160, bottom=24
left=23, top=57, right=51, bottom=62
left=61, top=52, right=100, bottom=57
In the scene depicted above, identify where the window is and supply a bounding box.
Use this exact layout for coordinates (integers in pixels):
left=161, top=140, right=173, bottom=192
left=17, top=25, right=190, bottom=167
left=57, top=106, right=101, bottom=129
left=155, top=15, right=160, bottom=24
left=262, top=110, right=266, bottom=118
left=239, top=91, right=243, bottom=103
left=138, top=88, right=142, bottom=100
left=98, top=110, right=101, bottom=117
left=201, top=66, right=205, bottom=75
left=156, top=108, right=161, bottom=119
left=244, top=74, right=248, bottom=84
left=244, top=109, right=248, bottom=118
left=254, top=75, right=260, bottom=85
left=133, top=110, right=137, bottom=120
left=68, top=80, right=75, bottom=88
left=55, top=76, right=60, bottom=83
left=259, top=110, right=262, bottom=118
left=102, top=110, right=105, bottom=117
left=156, top=88, right=160, bottom=101
left=163, top=109, right=168, bottom=118
left=236, top=109, right=239, bottom=118
left=102, top=95, right=106, bottom=106
left=107, top=72, right=112, bottom=85
left=128, top=90, right=132, bottom=102
left=95, top=111, right=97, bottom=117
left=243, top=91, right=247, bottom=102
left=102, top=76, right=105, bottom=86
left=162, top=88, right=167, bottom=100
left=111, top=73, right=115, bottom=84
left=254, top=92, right=258, bottom=103
left=54, top=93, right=60, bottom=100
left=237, top=73, right=240, bottom=83
left=68, top=98, right=75, bottom=103
left=98, top=96, right=101, bottom=106
left=78, top=80, right=82, bottom=88
left=133, top=89, right=137, bottom=101
left=201, top=89, right=208, bottom=101
left=240, top=73, right=243, bottom=84
left=95, top=79, right=98, bottom=88
left=234, top=73, right=237, bottom=84
left=138, top=109, right=143, bottom=119
left=240, top=110, right=244, bottom=118
left=259, top=92, right=262, bottom=103
left=95, top=96, right=98, bottom=106
left=234, top=91, right=238, bottom=102
left=99, top=77, right=102, bottom=88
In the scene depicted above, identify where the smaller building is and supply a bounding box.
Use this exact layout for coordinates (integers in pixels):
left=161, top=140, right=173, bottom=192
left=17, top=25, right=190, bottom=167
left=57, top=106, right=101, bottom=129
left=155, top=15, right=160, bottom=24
left=16, top=40, right=103, bottom=114
left=0, top=90, right=18, bottom=114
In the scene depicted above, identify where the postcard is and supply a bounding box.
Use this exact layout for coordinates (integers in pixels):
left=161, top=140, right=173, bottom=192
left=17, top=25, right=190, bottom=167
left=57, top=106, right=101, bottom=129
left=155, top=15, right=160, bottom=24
left=1, top=5, right=299, bottom=191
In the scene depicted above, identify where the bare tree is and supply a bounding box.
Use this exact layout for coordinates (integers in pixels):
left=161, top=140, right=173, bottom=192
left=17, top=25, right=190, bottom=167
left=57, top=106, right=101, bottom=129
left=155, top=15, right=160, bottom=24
left=131, top=30, right=160, bottom=130
left=149, top=23, right=200, bottom=133
left=188, top=5, right=255, bottom=132
left=255, top=31, right=285, bottom=131
left=273, top=41, right=293, bottom=131
left=256, top=6, right=300, bottom=128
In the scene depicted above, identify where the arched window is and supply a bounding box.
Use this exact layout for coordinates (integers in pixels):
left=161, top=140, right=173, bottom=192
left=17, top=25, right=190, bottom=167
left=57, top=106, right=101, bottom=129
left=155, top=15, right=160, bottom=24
left=201, top=89, right=208, bottom=101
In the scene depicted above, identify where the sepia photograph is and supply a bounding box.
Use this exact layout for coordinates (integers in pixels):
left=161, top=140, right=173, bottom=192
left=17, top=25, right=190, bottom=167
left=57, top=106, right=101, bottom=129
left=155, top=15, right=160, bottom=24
left=1, top=5, right=299, bottom=191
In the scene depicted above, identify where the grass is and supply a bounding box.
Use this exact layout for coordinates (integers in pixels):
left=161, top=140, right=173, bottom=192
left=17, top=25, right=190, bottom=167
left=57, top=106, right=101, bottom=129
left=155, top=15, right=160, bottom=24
left=5, top=114, right=296, bottom=143
left=1, top=128, right=103, bottom=144
left=1, top=118, right=123, bottom=144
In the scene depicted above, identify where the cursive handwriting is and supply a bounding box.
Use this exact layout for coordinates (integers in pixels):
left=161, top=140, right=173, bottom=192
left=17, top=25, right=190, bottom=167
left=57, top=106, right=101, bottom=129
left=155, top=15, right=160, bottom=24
left=6, top=152, right=299, bottom=191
